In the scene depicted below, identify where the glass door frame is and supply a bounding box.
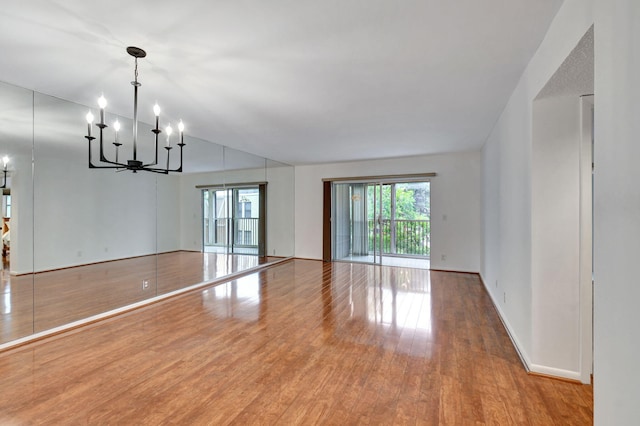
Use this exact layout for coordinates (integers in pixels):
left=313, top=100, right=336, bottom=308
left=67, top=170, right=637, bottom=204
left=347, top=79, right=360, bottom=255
left=200, top=183, right=267, bottom=256
left=323, top=173, right=435, bottom=266
left=371, top=182, right=383, bottom=265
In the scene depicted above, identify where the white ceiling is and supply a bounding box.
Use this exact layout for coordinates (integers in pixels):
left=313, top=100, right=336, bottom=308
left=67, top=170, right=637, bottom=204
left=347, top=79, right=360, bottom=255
left=0, top=0, right=563, bottom=165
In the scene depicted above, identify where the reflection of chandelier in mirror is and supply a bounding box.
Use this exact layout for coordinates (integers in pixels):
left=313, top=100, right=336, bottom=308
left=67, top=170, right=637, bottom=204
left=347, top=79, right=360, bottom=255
left=84, top=46, right=186, bottom=174
left=0, top=156, right=8, bottom=189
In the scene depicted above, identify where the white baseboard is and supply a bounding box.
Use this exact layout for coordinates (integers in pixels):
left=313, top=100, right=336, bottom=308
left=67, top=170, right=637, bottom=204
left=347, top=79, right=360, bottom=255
left=528, top=364, right=582, bottom=382
left=484, top=286, right=533, bottom=369
left=479, top=273, right=586, bottom=383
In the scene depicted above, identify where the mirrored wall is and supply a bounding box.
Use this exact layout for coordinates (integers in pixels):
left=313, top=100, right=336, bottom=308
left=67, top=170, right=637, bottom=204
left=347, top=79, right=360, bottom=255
left=0, top=80, right=295, bottom=344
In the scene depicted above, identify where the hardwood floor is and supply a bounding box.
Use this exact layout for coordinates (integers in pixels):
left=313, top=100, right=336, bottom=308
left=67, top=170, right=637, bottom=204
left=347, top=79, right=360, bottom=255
left=0, top=260, right=592, bottom=424
left=0, top=252, right=278, bottom=344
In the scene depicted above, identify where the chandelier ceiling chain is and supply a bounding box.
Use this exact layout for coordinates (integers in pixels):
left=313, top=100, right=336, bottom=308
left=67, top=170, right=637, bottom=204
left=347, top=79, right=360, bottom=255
left=84, top=46, right=186, bottom=174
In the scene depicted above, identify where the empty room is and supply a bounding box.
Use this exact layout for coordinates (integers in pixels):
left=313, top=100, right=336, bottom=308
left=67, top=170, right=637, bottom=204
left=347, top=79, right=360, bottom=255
left=0, top=0, right=637, bottom=424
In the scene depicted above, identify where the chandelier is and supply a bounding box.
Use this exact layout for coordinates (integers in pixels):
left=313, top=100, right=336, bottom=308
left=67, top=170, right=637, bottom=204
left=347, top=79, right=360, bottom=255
left=84, top=46, right=186, bottom=174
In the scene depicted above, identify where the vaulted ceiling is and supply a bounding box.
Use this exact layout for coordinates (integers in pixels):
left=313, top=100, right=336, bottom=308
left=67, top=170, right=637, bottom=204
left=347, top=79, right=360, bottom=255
left=0, top=0, right=563, bottom=165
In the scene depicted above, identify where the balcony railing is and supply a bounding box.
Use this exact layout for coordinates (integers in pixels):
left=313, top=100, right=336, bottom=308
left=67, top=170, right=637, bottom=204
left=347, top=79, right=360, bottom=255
left=234, top=218, right=259, bottom=246
left=368, top=219, right=430, bottom=257
left=204, top=217, right=259, bottom=248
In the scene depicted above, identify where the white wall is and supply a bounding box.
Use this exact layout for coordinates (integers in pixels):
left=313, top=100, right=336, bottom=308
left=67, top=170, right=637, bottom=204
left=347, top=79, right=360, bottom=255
left=156, top=173, right=181, bottom=253
left=294, top=151, right=481, bottom=273
left=32, top=158, right=173, bottom=272
left=16, top=161, right=182, bottom=275
left=481, top=0, right=593, bottom=378
left=593, top=0, right=640, bottom=421
left=531, top=95, right=582, bottom=376
left=266, top=164, right=295, bottom=257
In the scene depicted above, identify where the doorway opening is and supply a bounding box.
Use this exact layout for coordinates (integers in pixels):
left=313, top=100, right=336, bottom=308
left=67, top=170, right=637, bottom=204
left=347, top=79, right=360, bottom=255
left=202, top=185, right=266, bottom=256
left=329, top=178, right=431, bottom=269
left=529, top=25, right=593, bottom=383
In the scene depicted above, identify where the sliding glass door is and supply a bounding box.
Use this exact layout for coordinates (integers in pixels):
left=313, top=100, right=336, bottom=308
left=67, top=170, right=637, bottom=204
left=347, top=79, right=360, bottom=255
left=332, top=182, right=384, bottom=264
left=203, top=185, right=265, bottom=255
left=331, top=179, right=430, bottom=268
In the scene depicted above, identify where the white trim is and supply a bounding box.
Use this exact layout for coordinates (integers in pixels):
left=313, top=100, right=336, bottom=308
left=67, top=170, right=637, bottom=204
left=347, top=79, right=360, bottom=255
left=578, top=94, right=594, bottom=385
left=529, top=364, right=582, bottom=382
left=480, top=272, right=587, bottom=383
left=479, top=273, right=532, bottom=370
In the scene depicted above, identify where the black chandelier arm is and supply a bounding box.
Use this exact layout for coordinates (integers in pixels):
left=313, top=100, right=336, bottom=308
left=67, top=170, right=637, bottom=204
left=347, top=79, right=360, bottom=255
left=148, top=148, right=185, bottom=174
left=89, top=163, right=172, bottom=175
left=176, top=142, right=186, bottom=172
left=93, top=122, right=163, bottom=169
left=146, top=128, right=161, bottom=167
left=89, top=162, right=126, bottom=170
left=164, top=146, right=172, bottom=171
left=97, top=123, right=109, bottom=163
left=0, top=168, right=7, bottom=189
left=88, top=162, right=181, bottom=175
left=86, top=135, right=95, bottom=167
left=89, top=139, right=183, bottom=175
left=89, top=157, right=128, bottom=169
left=91, top=146, right=128, bottom=168
left=87, top=134, right=122, bottom=170
left=88, top=157, right=170, bottom=174
left=88, top=138, right=129, bottom=169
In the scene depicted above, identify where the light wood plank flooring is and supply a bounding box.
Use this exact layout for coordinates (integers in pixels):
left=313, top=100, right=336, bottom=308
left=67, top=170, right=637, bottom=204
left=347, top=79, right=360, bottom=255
left=0, top=252, right=278, bottom=343
left=0, top=259, right=592, bottom=424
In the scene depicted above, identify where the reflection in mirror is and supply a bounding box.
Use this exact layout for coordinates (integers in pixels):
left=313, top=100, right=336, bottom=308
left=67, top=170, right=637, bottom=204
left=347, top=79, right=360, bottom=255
left=266, top=159, right=295, bottom=258
left=156, top=135, right=225, bottom=295
left=156, top=144, right=272, bottom=296
left=0, top=81, right=34, bottom=343
left=0, top=80, right=295, bottom=346
left=223, top=147, right=267, bottom=184
left=33, top=92, right=159, bottom=332
left=222, top=147, right=267, bottom=256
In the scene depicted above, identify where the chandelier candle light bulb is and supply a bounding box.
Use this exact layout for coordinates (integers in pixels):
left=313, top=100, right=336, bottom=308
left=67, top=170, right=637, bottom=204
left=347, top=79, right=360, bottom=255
left=97, top=95, right=107, bottom=125
left=178, top=120, right=184, bottom=144
left=153, top=103, right=161, bottom=131
left=113, top=120, right=121, bottom=144
left=86, top=111, right=94, bottom=137
left=2, top=156, right=8, bottom=171
left=165, top=124, right=173, bottom=147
